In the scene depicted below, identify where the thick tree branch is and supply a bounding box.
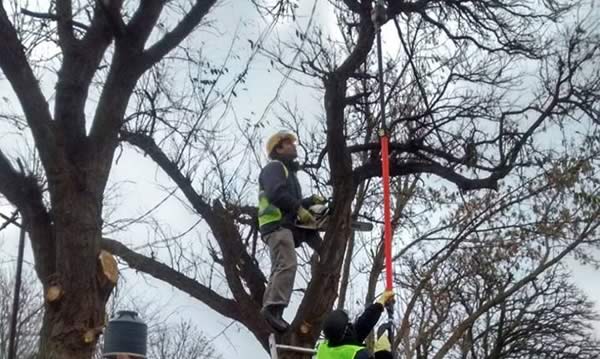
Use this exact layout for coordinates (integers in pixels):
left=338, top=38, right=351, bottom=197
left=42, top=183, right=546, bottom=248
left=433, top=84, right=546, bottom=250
left=354, top=159, right=502, bottom=191
left=386, top=0, right=430, bottom=15
left=82, top=0, right=124, bottom=44
left=124, top=0, right=164, bottom=51
left=103, top=237, right=273, bottom=349
left=87, top=50, right=142, bottom=191
left=336, top=7, right=375, bottom=77
left=21, top=8, right=89, bottom=30
left=117, top=0, right=165, bottom=55
left=87, top=1, right=220, bottom=189
left=0, top=149, right=55, bottom=282
left=289, top=1, right=381, bottom=345
left=347, top=141, right=471, bottom=167
left=141, top=0, right=218, bottom=70
left=93, top=0, right=126, bottom=38
left=101, top=238, right=242, bottom=320
left=0, top=150, right=25, bottom=208
left=0, top=5, right=57, bottom=171
left=54, top=1, right=121, bottom=159
left=55, top=0, right=75, bottom=47
left=121, top=131, right=266, bottom=305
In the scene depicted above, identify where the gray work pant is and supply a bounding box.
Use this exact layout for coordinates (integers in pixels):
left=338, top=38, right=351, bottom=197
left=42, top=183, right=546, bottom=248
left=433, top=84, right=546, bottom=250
left=263, top=228, right=297, bottom=308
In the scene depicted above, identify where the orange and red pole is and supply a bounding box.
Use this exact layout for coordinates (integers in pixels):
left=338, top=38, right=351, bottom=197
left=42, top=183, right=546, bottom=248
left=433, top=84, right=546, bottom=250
left=380, top=133, right=393, bottom=291
left=375, top=1, right=395, bottom=356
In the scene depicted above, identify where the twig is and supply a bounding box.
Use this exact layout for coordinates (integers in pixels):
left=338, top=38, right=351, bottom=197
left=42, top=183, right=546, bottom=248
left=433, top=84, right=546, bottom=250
left=21, top=8, right=90, bottom=31
left=0, top=211, right=21, bottom=230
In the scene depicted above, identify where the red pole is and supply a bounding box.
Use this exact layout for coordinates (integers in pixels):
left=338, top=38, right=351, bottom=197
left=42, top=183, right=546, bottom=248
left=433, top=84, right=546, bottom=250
left=374, top=3, right=395, bottom=356
left=380, top=133, right=393, bottom=290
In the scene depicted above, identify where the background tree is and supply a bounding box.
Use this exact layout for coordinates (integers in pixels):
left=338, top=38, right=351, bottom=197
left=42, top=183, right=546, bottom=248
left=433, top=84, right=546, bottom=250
left=145, top=320, right=223, bottom=359
left=386, top=160, right=600, bottom=358
left=0, top=267, right=42, bottom=359
left=0, top=265, right=222, bottom=359
left=0, top=0, right=229, bottom=356
left=1, top=0, right=599, bottom=359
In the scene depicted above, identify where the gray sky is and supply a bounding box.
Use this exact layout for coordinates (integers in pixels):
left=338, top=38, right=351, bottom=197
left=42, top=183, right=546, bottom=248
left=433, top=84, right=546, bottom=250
left=1, top=0, right=599, bottom=358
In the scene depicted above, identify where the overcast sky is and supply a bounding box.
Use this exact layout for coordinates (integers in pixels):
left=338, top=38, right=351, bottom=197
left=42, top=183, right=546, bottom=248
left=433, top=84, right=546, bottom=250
left=1, top=0, right=599, bottom=358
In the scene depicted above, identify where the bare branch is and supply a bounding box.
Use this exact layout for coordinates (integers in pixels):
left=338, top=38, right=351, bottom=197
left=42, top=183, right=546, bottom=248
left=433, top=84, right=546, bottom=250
left=101, top=238, right=242, bottom=321
left=124, top=0, right=165, bottom=50
left=432, top=216, right=600, bottom=359
left=54, top=1, right=123, bottom=157
left=0, top=149, right=26, bottom=208
left=0, top=5, right=57, bottom=170
left=342, top=0, right=361, bottom=14
left=0, top=211, right=20, bottom=231
left=141, top=0, right=218, bottom=70
left=21, top=8, right=89, bottom=31
left=121, top=131, right=267, bottom=305
left=0, top=149, right=54, bottom=281
left=55, top=0, right=75, bottom=47
left=354, top=159, right=502, bottom=191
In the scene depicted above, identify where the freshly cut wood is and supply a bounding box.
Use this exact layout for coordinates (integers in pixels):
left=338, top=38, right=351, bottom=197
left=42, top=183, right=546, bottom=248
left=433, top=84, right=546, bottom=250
left=300, top=322, right=311, bottom=335
left=46, top=285, right=63, bottom=302
left=99, top=250, right=119, bottom=284
left=83, top=329, right=96, bottom=344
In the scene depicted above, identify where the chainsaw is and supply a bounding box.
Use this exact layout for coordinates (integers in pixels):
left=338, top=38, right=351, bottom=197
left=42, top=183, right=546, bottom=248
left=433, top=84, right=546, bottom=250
left=295, top=204, right=374, bottom=232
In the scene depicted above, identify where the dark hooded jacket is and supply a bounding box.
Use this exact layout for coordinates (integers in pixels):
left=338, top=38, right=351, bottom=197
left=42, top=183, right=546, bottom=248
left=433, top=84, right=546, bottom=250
left=258, top=155, right=320, bottom=247
left=324, top=303, right=393, bottom=359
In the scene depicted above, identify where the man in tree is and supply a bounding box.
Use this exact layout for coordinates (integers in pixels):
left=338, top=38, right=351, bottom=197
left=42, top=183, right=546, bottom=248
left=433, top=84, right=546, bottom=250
left=258, top=130, right=324, bottom=332
left=317, top=290, right=395, bottom=359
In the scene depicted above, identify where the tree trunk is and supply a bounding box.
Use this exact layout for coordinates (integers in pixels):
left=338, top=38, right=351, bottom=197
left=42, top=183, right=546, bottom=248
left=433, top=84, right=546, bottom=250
left=39, top=308, right=99, bottom=359
left=34, top=184, right=113, bottom=359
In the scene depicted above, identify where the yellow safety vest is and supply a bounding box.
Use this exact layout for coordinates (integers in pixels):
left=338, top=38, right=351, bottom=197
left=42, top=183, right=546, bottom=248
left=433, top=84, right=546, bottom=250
left=315, top=340, right=364, bottom=359
left=258, top=161, right=288, bottom=228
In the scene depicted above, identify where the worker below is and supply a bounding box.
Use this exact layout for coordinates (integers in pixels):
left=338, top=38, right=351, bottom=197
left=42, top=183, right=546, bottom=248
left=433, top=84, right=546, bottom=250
left=317, top=290, right=395, bottom=359
left=258, top=130, right=324, bottom=332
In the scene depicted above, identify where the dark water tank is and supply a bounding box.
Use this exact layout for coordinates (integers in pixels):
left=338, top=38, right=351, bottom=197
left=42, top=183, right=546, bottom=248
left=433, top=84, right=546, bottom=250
left=102, top=310, right=147, bottom=358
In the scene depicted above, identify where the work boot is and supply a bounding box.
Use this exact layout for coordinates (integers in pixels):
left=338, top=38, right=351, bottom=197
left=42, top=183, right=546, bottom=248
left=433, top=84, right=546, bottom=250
left=261, top=305, right=290, bottom=332
left=273, top=304, right=286, bottom=319
left=304, top=232, right=322, bottom=252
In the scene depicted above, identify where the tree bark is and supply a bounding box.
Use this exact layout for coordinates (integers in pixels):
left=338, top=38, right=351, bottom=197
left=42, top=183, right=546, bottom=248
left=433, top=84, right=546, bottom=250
left=33, top=184, right=113, bottom=358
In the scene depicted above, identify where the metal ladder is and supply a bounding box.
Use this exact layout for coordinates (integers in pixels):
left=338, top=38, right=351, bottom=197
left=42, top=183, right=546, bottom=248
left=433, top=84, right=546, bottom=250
left=269, top=333, right=317, bottom=359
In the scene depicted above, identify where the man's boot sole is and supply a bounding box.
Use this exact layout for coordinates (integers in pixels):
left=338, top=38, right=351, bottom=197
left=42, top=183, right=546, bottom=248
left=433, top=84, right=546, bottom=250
left=261, top=308, right=290, bottom=332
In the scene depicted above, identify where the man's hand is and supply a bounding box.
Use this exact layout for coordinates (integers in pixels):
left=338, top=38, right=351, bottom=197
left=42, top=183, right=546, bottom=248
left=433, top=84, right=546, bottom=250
left=297, top=207, right=316, bottom=224
left=376, top=289, right=395, bottom=306
left=310, top=194, right=327, bottom=205
left=374, top=332, right=392, bottom=353
left=371, top=3, right=387, bottom=27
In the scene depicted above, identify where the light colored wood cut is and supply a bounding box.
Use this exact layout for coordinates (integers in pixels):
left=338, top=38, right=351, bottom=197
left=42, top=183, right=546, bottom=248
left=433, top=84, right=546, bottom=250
left=98, top=250, right=119, bottom=284
left=83, top=329, right=95, bottom=344
left=46, top=285, right=63, bottom=302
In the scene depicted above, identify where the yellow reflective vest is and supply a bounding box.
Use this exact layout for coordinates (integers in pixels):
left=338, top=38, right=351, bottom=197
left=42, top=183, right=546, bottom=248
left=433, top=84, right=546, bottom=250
left=315, top=340, right=364, bottom=359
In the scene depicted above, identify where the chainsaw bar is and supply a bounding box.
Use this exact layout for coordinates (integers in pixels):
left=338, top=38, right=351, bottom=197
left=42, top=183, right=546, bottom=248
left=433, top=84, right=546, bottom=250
left=294, top=204, right=374, bottom=232
left=295, top=218, right=373, bottom=232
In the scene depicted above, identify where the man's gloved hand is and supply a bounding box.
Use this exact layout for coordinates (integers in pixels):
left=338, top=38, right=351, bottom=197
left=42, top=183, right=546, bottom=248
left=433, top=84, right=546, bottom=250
left=297, top=207, right=316, bottom=224
left=310, top=194, right=327, bottom=205
left=376, top=289, right=395, bottom=306
left=371, top=3, right=387, bottom=27
left=374, top=333, right=392, bottom=353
